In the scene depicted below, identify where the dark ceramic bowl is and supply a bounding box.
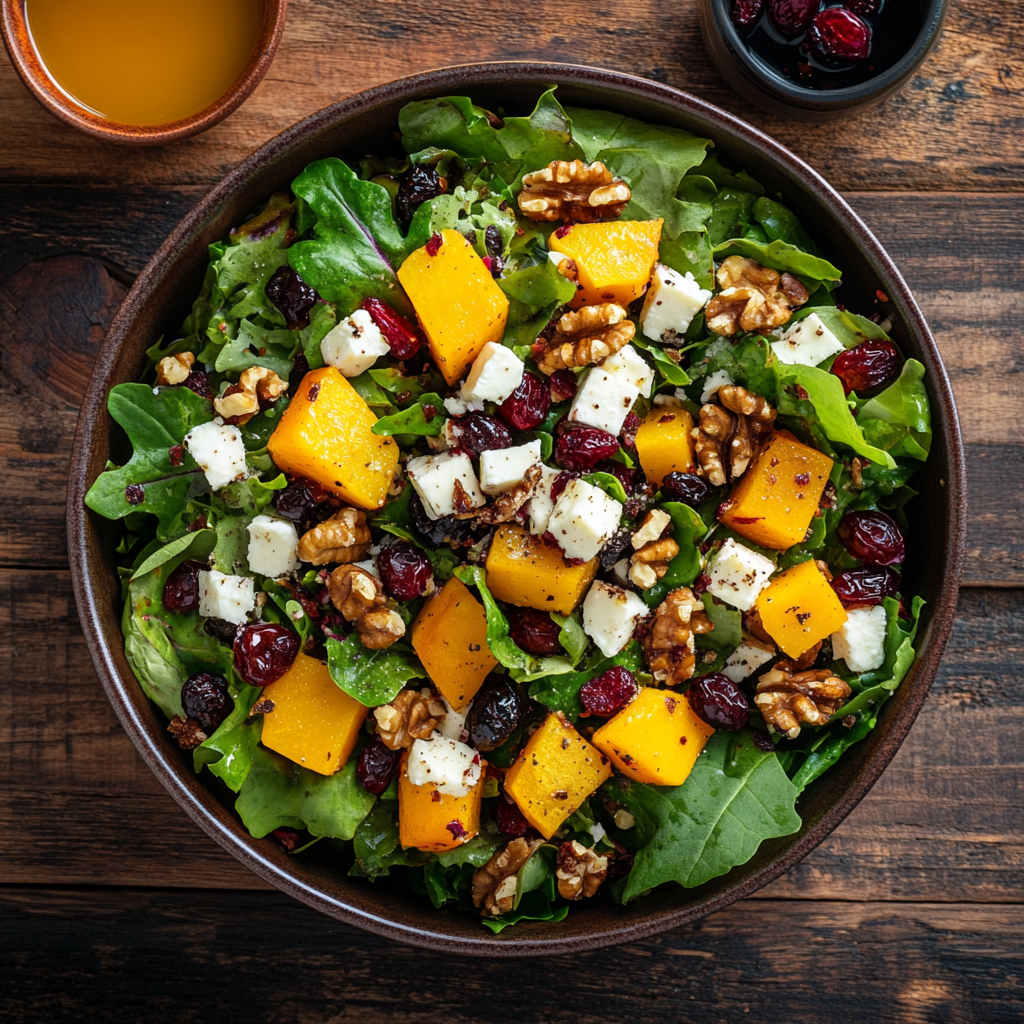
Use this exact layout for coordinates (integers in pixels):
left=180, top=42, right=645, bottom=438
left=698, top=0, right=948, bottom=121
left=0, top=0, right=287, bottom=144
left=68, top=62, right=966, bottom=955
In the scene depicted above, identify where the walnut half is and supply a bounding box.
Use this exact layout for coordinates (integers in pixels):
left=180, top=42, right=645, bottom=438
left=298, top=508, right=372, bottom=565
left=374, top=686, right=446, bottom=750
left=695, top=384, right=776, bottom=487
left=328, top=564, right=406, bottom=651
left=629, top=509, right=679, bottom=590
left=518, top=160, right=630, bottom=223
left=642, top=587, right=714, bottom=686
left=156, top=352, right=195, bottom=386
left=214, top=365, right=289, bottom=425
left=534, top=303, right=635, bottom=375
left=754, top=665, right=852, bottom=739
left=704, top=256, right=809, bottom=336
left=472, top=838, right=545, bottom=916
left=555, top=840, right=609, bottom=900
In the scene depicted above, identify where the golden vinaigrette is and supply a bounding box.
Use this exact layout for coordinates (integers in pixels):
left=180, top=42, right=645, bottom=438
left=25, top=0, right=263, bottom=126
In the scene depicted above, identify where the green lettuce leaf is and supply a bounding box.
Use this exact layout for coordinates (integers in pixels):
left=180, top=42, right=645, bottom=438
left=325, top=635, right=426, bottom=707
left=351, top=801, right=428, bottom=879
left=371, top=393, right=446, bottom=437
left=528, top=641, right=645, bottom=721
left=714, top=237, right=842, bottom=287
left=857, top=360, right=932, bottom=461
left=192, top=681, right=263, bottom=792
left=642, top=502, right=708, bottom=607
left=752, top=196, right=823, bottom=256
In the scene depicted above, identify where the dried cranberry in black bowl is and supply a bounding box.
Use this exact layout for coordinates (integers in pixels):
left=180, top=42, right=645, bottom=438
left=265, top=265, right=319, bottom=329
left=508, top=607, right=564, bottom=656
left=234, top=623, right=300, bottom=687
left=687, top=673, right=750, bottom=731
left=831, top=566, right=900, bottom=606
left=181, top=672, right=231, bottom=733
left=377, top=541, right=433, bottom=601
left=808, top=6, right=872, bottom=66
left=163, top=560, right=206, bottom=613
left=499, top=372, right=551, bottom=431
left=356, top=733, right=402, bottom=795
left=838, top=510, right=905, bottom=566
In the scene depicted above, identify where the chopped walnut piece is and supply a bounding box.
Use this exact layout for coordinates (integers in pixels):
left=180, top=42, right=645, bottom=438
left=356, top=607, right=406, bottom=650
left=472, top=837, right=545, bottom=916
left=535, top=303, right=635, bottom=375
left=694, top=384, right=776, bottom=487
left=642, top=587, right=714, bottom=686
left=298, top=508, right=371, bottom=565
left=457, top=464, right=542, bottom=524
left=156, top=352, right=195, bottom=386
left=704, top=256, right=808, bottom=336
left=328, top=564, right=384, bottom=621
left=214, top=365, right=289, bottom=425
left=754, top=664, right=852, bottom=739
left=629, top=510, right=679, bottom=590
left=555, top=840, right=609, bottom=900
left=374, top=686, right=447, bottom=750
left=518, top=160, right=630, bottom=223
left=167, top=715, right=207, bottom=750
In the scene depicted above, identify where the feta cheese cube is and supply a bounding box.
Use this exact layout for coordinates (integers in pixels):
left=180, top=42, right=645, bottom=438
left=582, top=581, right=649, bottom=657
left=705, top=538, right=776, bottom=611
left=406, top=451, right=486, bottom=520
left=407, top=735, right=482, bottom=797
left=568, top=369, right=640, bottom=435
left=599, top=344, right=654, bottom=399
left=547, top=478, right=623, bottom=562
left=831, top=604, right=887, bottom=674
left=320, top=308, right=390, bottom=376
left=442, top=395, right=483, bottom=416
left=246, top=515, right=300, bottom=577
left=722, top=637, right=777, bottom=683
left=527, top=464, right=561, bottom=536
left=460, top=342, right=525, bottom=404
left=435, top=698, right=469, bottom=742
left=198, top=569, right=254, bottom=624
left=183, top=420, right=247, bottom=491
left=479, top=440, right=541, bottom=495
left=640, top=264, right=712, bottom=342
left=770, top=313, right=845, bottom=367
left=700, top=369, right=734, bottom=404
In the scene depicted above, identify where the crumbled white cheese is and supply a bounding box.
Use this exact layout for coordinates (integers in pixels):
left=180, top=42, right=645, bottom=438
left=831, top=604, right=886, bottom=674
left=460, top=341, right=525, bottom=404
left=407, top=735, right=482, bottom=797
left=478, top=440, right=542, bottom=495
left=588, top=822, right=607, bottom=844
left=547, top=478, right=623, bottom=562
left=639, top=264, right=712, bottom=342
left=435, top=698, right=470, bottom=742
left=198, top=569, right=254, bottom=624
left=246, top=515, right=300, bottom=577
left=320, top=308, right=390, bottom=376
left=705, top=539, right=776, bottom=611
left=600, top=345, right=654, bottom=399
left=611, top=558, right=632, bottom=587
left=406, top=451, right=486, bottom=519
left=568, top=368, right=640, bottom=435
left=527, top=465, right=562, bottom=536
left=183, top=420, right=248, bottom=491
left=770, top=313, right=845, bottom=367
left=442, top=395, right=484, bottom=416
left=582, top=581, right=649, bottom=657
left=722, top=638, right=777, bottom=683
left=700, top=369, right=734, bottom=404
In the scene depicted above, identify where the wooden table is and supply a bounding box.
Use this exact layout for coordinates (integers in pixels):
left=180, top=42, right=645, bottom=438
left=2, top=2, right=1022, bottom=1019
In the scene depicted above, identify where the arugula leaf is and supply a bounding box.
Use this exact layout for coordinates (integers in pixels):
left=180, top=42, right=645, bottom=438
left=193, top=681, right=263, bottom=792
left=857, top=360, right=932, bottom=462
left=371, top=393, right=446, bottom=437
left=584, top=471, right=629, bottom=504
left=130, top=529, right=213, bottom=581
left=351, top=801, right=428, bottom=879
left=325, top=635, right=426, bottom=707
left=706, top=188, right=760, bottom=247
left=693, top=153, right=765, bottom=195
left=611, top=730, right=801, bottom=899
left=215, top=319, right=296, bottom=378
left=642, top=502, right=707, bottom=607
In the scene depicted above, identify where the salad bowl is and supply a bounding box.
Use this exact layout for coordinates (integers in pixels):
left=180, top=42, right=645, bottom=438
left=67, top=61, right=966, bottom=955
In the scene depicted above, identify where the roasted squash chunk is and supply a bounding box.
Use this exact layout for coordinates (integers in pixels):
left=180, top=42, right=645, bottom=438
left=635, top=407, right=696, bottom=486
left=267, top=367, right=399, bottom=510
left=592, top=685, right=714, bottom=787
left=719, top=430, right=833, bottom=550
left=260, top=653, right=368, bottom=776
left=397, top=229, right=509, bottom=385
left=548, top=219, right=663, bottom=307
left=398, top=751, right=485, bottom=852
left=485, top=524, right=599, bottom=616
left=411, top=576, right=497, bottom=710
left=504, top=712, right=612, bottom=839
left=754, top=559, right=848, bottom=658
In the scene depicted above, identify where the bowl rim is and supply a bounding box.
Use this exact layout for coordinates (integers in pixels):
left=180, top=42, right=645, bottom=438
left=0, top=0, right=288, bottom=145
left=66, top=60, right=967, bottom=956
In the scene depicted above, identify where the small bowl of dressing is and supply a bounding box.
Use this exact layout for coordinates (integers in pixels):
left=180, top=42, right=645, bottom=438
left=1, top=0, right=287, bottom=144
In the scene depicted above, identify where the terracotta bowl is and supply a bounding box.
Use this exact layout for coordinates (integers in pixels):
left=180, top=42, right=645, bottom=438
left=67, top=62, right=966, bottom=955
left=0, top=0, right=287, bottom=144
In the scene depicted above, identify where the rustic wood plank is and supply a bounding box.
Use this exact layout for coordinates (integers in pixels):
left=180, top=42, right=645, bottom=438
left=0, top=0, right=1021, bottom=192
left=2, top=569, right=1020, bottom=901
left=3, top=887, right=1022, bottom=1023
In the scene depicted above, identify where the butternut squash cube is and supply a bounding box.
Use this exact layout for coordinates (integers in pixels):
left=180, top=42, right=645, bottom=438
left=398, top=752, right=485, bottom=852
left=504, top=712, right=612, bottom=839
left=260, top=653, right=368, bottom=776
left=754, top=559, right=848, bottom=659
left=593, top=686, right=714, bottom=787
left=267, top=367, right=399, bottom=510
left=485, top=524, right=599, bottom=616
left=397, top=229, right=509, bottom=385
left=411, top=576, right=497, bottom=710
left=635, top=407, right=696, bottom=486
left=719, top=431, right=833, bottom=550
left=549, top=219, right=663, bottom=307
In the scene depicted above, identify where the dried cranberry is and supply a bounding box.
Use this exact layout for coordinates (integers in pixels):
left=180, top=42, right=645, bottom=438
left=204, top=617, right=240, bottom=644
left=124, top=484, right=145, bottom=505
left=377, top=541, right=433, bottom=601
left=808, top=6, right=871, bottom=64
left=356, top=733, right=401, bottom=795
left=555, top=425, right=620, bottom=471
left=732, top=0, right=764, bottom=28
left=409, top=493, right=482, bottom=549
left=550, top=470, right=576, bottom=502
left=485, top=225, right=504, bottom=259
left=549, top=369, right=578, bottom=404
left=661, top=471, right=717, bottom=506
left=181, top=371, right=213, bottom=400
left=395, top=165, right=447, bottom=226
left=425, top=233, right=443, bottom=257
left=845, top=0, right=878, bottom=11
left=495, top=795, right=530, bottom=838
left=360, top=297, right=423, bottom=360
left=272, top=828, right=302, bottom=852
left=499, top=372, right=551, bottom=431
left=509, top=607, right=564, bottom=656
left=181, top=672, right=231, bottom=733
left=468, top=676, right=525, bottom=751
left=831, top=339, right=901, bottom=394
left=838, top=510, right=905, bottom=565
left=579, top=667, right=638, bottom=717
left=599, top=528, right=633, bottom=569
left=687, top=673, right=750, bottom=731
left=596, top=460, right=643, bottom=495
left=454, top=413, right=512, bottom=456
left=233, top=623, right=300, bottom=686
left=767, top=0, right=819, bottom=37
left=831, top=566, right=900, bottom=606
left=273, top=477, right=339, bottom=532
left=163, top=560, right=205, bottom=612
left=265, top=265, right=319, bottom=329
left=620, top=411, right=640, bottom=456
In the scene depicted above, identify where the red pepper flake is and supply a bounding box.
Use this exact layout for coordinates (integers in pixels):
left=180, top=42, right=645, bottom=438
left=770, top=457, right=780, bottom=467
left=430, top=790, right=442, bottom=803
left=875, top=289, right=890, bottom=303
left=659, top=414, right=677, bottom=425
left=621, top=753, right=635, bottom=765
left=446, top=819, right=469, bottom=840
left=796, top=385, right=810, bottom=400
left=679, top=736, right=688, bottom=745
left=272, top=828, right=301, bottom=852
left=794, top=472, right=811, bottom=486
left=664, top=696, right=678, bottom=714
left=307, top=382, right=321, bottom=402
left=796, top=612, right=812, bottom=625
left=554, top=224, right=573, bottom=239
left=168, top=444, right=184, bottom=467
left=481, top=256, right=493, bottom=272
left=426, top=233, right=443, bottom=257
left=730, top=516, right=764, bottom=524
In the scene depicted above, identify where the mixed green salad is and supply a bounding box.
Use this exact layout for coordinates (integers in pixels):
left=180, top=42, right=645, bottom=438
left=86, top=89, right=931, bottom=931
